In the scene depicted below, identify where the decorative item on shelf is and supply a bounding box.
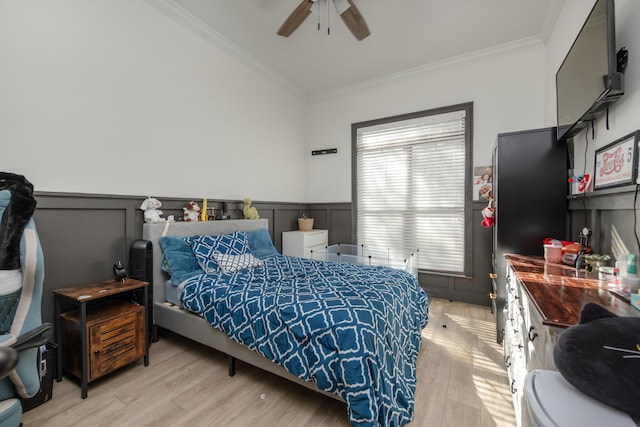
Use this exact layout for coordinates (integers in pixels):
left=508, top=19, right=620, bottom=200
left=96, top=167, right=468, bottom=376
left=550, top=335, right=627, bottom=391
left=544, top=240, right=563, bottom=263
left=140, top=197, right=166, bottom=223
left=183, top=201, right=200, bottom=222
left=208, top=208, right=216, bottom=220
left=480, top=196, right=494, bottom=227
left=201, top=198, right=208, bottom=222
left=218, top=202, right=230, bottom=220
left=584, top=254, right=611, bottom=274
left=112, top=260, right=126, bottom=283
left=562, top=243, right=591, bottom=267
left=298, top=213, right=314, bottom=231
left=568, top=174, right=592, bottom=194
left=573, top=227, right=592, bottom=269
left=243, top=198, right=260, bottom=220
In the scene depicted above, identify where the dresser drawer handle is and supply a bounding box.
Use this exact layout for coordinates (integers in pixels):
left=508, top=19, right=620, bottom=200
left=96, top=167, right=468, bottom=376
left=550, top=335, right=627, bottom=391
left=504, top=355, right=511, bottom=367
left=528, top=326, right=538, bottom=342
left=510, top=380, right=517, bottom=394
left=489, top=273, right=497, bottom=279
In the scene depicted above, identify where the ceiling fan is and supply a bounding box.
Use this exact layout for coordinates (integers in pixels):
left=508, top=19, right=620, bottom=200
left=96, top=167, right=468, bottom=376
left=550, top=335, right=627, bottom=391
left=277, top=0, right=370, bottom=41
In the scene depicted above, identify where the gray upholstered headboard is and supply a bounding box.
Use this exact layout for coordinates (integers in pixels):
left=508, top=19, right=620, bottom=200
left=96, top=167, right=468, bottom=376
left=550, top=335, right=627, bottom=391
left=142, top=219, right=269, bottom=308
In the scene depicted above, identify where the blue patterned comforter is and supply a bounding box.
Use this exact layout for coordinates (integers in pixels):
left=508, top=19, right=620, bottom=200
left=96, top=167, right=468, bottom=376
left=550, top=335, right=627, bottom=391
left=180, top=254, right=429, bottom=426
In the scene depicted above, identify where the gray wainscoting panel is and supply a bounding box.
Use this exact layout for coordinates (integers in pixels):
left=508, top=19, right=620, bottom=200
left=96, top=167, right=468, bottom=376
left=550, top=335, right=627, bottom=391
left=306, top=203, right=353, bottom=246
left=33, top=193, right=140, bottom=325
left=32, top=193, right=306, bottom=325
left=274, top=209, right=302, bottom=250
left=329, top=208, right=354, bottom=246
left=31, top=193, right=500, bottom=328
left=568, top=187, right=639, bottom=259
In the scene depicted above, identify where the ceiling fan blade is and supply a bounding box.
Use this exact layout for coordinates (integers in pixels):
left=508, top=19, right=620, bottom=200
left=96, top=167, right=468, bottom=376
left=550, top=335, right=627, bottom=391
left=277, top=0, right=314, bottom=37
left=334, top=0, right=370, bottom=41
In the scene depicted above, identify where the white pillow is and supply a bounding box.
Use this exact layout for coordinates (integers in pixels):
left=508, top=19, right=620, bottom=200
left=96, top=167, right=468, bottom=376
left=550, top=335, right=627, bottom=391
left=212, top=253, right=263, bottom=273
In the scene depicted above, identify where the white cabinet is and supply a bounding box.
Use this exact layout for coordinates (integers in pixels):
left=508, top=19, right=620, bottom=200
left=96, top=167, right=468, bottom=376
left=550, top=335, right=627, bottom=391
left=503, top=264, right=563, bottom=427
left=282, top=230, right=328, bottom=259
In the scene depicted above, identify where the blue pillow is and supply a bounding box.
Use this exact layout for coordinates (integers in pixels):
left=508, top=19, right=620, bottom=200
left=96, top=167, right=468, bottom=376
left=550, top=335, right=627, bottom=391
left=158, top=236, right=203, bottom=284
left=185, top=232, right=250, bottom=273
left=246, top=228, right=279, bottom=258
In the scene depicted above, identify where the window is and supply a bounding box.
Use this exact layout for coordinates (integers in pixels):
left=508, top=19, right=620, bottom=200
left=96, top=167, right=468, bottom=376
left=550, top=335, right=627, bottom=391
left=352, top=103, right=472, bottom=275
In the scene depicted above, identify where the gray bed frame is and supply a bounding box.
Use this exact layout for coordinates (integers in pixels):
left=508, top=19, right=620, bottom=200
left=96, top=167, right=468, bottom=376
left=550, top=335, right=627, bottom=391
left=142, top=219, right=340, bottom=401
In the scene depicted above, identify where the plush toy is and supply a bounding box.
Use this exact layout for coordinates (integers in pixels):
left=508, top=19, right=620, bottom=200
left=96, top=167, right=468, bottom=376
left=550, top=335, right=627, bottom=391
left=481, top=197, right=494, bottom=227
left=183, top=201, right=200, bottom=222
left=140, top=197, right=165, bottom=223
left=243, top=198, right=259, bottom=220
left=553, top=302, right=640, bottom=419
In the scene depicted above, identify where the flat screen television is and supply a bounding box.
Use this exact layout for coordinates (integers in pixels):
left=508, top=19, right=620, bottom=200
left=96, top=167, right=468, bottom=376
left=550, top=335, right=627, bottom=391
left=556, top=0, right=623, bottom=142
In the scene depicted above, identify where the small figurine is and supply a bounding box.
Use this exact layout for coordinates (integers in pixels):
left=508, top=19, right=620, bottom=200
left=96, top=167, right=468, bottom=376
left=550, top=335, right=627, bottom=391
left=183, top=201, right=201, bottom=222
left=243, top=198, right=259, bottom=219
left=140, top=197, right=166, bottom=223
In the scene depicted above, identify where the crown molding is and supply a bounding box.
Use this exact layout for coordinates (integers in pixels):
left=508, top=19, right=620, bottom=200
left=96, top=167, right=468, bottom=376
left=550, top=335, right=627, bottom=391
left=310, top=36, right=545, bottom=101
left=538, top=0, right=565, bottom=44
left=144, top=0, right=551, bottom=104
left=144, top=0, right=306, bottom=100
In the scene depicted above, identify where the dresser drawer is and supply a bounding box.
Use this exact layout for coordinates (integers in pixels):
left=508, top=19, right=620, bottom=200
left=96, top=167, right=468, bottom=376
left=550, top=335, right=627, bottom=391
left=303, top=230, right=328, bottom=247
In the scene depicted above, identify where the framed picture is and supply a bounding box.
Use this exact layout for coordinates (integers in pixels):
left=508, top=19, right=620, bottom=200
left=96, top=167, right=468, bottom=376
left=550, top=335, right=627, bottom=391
left=594, top=131, right=640, bottom=190
left=473, top=166, right=493, bottom=200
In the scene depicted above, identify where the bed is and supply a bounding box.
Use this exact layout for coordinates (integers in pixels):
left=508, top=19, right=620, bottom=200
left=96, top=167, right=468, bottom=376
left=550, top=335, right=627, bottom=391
left=143, top=219, right=428, bottom=426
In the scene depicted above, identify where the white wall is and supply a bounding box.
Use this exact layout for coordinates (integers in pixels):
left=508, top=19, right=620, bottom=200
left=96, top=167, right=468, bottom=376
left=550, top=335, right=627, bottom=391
left=0, top=1, right=308, bottom=202
left=7, top=1, right=627, bottom=205
left=544, top=0, right=640, bottom=179
left=306, top=42, right=548, bottom=203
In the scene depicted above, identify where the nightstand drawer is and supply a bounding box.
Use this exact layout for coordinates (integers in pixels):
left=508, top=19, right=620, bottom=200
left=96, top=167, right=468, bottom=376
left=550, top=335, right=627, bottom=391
left=304, top=231, right=329, bottom=247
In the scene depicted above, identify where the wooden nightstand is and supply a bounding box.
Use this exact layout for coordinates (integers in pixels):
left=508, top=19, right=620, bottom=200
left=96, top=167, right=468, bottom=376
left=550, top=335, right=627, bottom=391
left=53, top=278, right=149, bottom=398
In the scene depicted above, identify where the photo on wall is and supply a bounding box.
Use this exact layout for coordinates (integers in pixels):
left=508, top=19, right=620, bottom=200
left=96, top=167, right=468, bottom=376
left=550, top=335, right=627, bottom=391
left=473, top=166, right=493, bottom=200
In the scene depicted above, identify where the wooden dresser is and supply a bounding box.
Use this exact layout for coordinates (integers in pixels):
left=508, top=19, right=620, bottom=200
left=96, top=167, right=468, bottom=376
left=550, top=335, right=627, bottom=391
left=502, top=254, right=639, bottom=427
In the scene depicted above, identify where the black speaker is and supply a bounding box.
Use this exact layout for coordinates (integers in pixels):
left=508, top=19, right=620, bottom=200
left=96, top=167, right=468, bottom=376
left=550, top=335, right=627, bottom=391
left=130, top=240, right=153, bottom=345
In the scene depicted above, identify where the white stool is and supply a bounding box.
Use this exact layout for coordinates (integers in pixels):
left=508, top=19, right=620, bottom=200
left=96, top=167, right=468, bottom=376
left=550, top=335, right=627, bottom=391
left=524, top=370, right=637, bottom=427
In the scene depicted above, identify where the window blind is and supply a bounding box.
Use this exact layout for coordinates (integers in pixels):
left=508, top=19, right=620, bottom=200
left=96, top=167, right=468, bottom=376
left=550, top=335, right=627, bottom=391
left=356, top=109, right=467, bottom=273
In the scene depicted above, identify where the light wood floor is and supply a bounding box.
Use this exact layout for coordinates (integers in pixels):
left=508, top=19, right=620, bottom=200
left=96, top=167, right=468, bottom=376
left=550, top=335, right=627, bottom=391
left=22, top=298, right=516, bottom=426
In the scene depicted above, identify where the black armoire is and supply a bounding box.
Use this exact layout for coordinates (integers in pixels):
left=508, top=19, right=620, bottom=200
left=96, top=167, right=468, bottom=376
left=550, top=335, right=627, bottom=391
left=491, top=127, right=568, bottom=343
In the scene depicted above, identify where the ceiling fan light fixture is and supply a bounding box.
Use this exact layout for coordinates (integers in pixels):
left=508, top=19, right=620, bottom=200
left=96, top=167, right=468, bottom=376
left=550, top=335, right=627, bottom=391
left=277, top=0, right=370, bottom=41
